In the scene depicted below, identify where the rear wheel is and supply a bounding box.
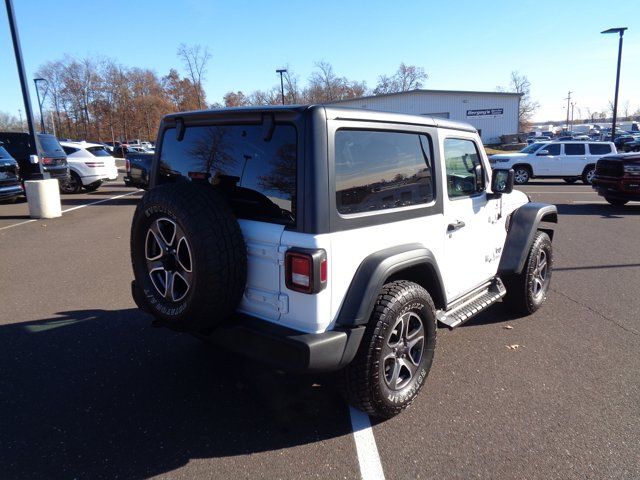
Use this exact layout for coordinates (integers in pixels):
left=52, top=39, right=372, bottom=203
left=605, top=197, right=628, bottom=206
left=582, top=165, right=596, bottom=185
left=60, top=171, right=82, bottom=194
left=513, top=166, right=531, bottom=185
left=338, top=280, right=437, bottom=418
left=503, top=231, right=553, bottom=316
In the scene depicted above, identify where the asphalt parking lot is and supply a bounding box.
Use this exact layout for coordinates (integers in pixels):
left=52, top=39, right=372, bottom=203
left=1, top=177, right=639, bottom=479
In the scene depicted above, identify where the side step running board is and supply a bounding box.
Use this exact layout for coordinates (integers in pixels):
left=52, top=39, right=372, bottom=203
left=436, top=278, right=507, bottom=329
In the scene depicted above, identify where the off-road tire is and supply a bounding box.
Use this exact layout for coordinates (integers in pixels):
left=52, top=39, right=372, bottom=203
left=513, top=165, right=531, bottom=185
left=582, top=165, right=596, bottom=185
left=60, top=171, right=82, bottom=194
left=338, top=280, right=437, bottom=419
left=604, top=197, right=628, bottom=206
left=84, top=180, right=102, bottom=192
left=503, top=231, right=553, bottom=316
left=131, top=182, right=247, bottom=331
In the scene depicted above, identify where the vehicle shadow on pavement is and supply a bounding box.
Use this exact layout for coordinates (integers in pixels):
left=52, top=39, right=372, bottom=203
left=459, top=303, right=514, bottom=328
left=59, top=198, right=142, bottom=207
left=556, top=203, right=640, bottom=217
left=0, top=309, right=351, bottom=479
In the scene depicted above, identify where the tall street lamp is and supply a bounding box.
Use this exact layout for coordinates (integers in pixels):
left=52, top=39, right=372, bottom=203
left=601, top=27, right=627, bottom=142
left=276, top=68, right=287, bottom=105
left=33, top=77, right=49, bottom=134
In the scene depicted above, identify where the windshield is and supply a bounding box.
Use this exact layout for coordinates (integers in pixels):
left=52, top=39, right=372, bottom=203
left=87, top=146, right=112, bottom=157
left=521, top=142, right=547, bottom=154
left=0, top=146, right=12, bottom=159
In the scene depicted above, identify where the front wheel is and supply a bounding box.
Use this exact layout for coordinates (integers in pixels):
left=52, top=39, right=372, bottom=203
left=502, top=231, right=553, bottom=316
left=513, top=166, right=531, bottom=185
left=338, top=280, right=437, bottom=418
left=605, top=197, right=629, bottom=206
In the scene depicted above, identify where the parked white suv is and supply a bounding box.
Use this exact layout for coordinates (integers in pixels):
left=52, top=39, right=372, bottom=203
left=130, top=106, right=557, bottom=418
left=489, top=141, right=617, bottom=184
left=60, top=141, right=119, bottom=193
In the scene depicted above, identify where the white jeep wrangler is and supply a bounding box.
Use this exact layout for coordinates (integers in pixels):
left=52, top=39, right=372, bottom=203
left=130, top=106, right=557, bottom=418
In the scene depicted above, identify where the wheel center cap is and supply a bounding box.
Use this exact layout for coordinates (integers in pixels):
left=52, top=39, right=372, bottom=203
left=162, top=253, right=178, bottom=271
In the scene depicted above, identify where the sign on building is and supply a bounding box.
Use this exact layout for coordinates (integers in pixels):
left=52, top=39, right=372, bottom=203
left=466, top=108, right=504, bottom=119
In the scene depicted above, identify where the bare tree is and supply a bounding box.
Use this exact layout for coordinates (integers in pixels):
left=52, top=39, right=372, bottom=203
left=505, top=71, right=539, bottom=131
left=306, top=61, right=367, bottom=103
left=374, top=63, right=428, bottom=95
left=177, top=44, right=211, bottom=109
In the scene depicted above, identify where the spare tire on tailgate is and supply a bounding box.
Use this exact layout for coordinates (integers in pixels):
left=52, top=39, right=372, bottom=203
left=130, top=182, right=247, bottom=331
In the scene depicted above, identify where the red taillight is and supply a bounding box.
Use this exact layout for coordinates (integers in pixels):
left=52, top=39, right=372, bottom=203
left=125, top=159, right=131, bottom=172
left=285, top=249, right=327, bottom=294
left=41, top=157, right=54, bottom=165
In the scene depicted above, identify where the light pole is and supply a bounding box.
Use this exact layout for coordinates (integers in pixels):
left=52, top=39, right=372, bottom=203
left=601, top=27, right=627, bottom=142
left=33, top=77, right=49, bottom=134
left=276, top=68, right=287, bottom=105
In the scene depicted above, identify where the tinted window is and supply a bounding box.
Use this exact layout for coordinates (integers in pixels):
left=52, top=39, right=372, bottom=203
left=588, top=143, right=612, bottom=155
left=444, top=138, right=485, bottom=198
left=87, top=146, right=111, bottom=157
left=62, top=146, right=78, bottom=155
left=334, top=130, right=434, bottom=215
left=546, top=143, right=561, bottom=155
left=0, top=146, right=12, bottom=159
left=160, top=124, right=297, bottom=225
left=564, top=144, right=585, bottom=155
left=37, top=135, right=65, bottom=155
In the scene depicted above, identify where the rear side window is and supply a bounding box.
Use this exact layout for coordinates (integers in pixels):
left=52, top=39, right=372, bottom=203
left=87, top=146, right=111, bottom=157
left=334, top=130, right=434, bottom=215
left=159, top=124, right=297, bottom=225
left=62, top=146, right=79, bottom=155
left=564, top=144, right=585, bottom=155
left=588, top=143, right=612, bottom=155
left=443, top=138, right=485, bottom=198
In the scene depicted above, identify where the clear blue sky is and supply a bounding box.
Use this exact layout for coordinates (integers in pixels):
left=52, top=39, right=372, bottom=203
left=1, top=0, right=638, bottom=123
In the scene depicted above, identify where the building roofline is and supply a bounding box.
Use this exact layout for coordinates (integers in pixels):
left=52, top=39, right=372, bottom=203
left=328, top=88, right=523, bottom=104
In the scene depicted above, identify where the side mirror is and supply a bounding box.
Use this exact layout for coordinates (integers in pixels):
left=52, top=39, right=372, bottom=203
left=536, top=150, right=550, bottom=156
left=491, top=168, right=514, bottom=195
left=29, top=154, right=39, bottom=164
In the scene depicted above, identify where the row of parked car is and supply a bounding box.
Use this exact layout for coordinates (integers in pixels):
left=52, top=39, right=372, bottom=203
left=0, top=132, right=153, bottom=203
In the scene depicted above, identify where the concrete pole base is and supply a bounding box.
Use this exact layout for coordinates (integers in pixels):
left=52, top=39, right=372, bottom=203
left=24, top=179, right=62, bottom=219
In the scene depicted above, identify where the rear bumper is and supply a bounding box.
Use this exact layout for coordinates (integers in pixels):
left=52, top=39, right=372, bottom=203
left=592, top=177, right=640, bottom=201
left=131, top=280, right=365, bottom=372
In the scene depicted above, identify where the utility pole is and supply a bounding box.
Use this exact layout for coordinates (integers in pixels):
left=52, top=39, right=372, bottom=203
left=564, top=91, right=572, bottom=131
left=276, top=68, right=287, bottom=105
left=570, top=102, right=576, bottom=130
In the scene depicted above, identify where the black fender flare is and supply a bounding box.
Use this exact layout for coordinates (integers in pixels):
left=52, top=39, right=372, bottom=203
left=498, top=202, right=558, bottom=275
left=335, top=243, right=446, bottom=327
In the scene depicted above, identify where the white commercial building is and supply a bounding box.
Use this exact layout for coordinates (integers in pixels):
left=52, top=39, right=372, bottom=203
left=329, top=89, right=521, bottom=144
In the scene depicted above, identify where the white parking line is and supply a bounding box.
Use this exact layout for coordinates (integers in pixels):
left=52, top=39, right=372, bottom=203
left=523, top=191, right=594, bottom=194
left=349, top=406, right=385, bottom=480
left=571, top=200, right=609, bottom=204
left=61, top=190, right=142, bottom=213
left=0, top=190, right=142, bottom=231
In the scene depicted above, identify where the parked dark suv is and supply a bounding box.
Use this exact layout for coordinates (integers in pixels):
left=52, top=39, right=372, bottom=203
left=0, top=143, right=23, bottom=202
left=0, top=132, right=69, bottom=182
left=592, top=153, right=640, bottom=206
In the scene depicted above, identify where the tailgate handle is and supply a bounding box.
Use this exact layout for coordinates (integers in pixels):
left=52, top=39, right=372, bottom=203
left=447, top=220, right=466, bottom=232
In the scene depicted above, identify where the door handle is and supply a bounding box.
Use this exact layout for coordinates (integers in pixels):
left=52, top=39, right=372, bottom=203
left=447, top=220, right=466, bottom=232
